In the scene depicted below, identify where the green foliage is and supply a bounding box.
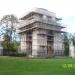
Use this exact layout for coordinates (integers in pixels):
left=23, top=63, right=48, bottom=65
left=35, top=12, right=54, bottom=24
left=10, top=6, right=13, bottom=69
left=63, top=33, right=69, bottom=56
left=2, top=34, right=10, bottom=50
left=13, top=41, right=20, bottom=51
left=2, top=34, right=20, bottom=51
left=70, top=33, right=75, bottom=45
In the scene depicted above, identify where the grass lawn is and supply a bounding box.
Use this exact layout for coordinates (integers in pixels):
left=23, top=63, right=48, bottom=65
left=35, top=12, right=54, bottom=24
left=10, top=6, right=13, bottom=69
left=0, top=56, right=75, bottom=75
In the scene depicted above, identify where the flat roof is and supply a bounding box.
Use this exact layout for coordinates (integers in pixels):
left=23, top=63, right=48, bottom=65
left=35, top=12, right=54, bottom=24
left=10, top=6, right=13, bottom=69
left=20, top=8, right=56, bottom=20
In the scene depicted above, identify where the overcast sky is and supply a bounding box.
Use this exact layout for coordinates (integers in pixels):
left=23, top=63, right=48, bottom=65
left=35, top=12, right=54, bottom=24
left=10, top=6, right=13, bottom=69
left=0, top=0, right=75, bottom=33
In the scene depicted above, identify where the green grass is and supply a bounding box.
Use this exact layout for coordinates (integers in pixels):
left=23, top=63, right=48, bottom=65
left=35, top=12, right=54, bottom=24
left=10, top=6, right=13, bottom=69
left=0, top=56, right=75, bottom=75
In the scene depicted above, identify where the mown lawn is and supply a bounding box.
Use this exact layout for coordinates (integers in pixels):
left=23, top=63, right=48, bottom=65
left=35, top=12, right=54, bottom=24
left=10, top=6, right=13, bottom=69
left=0, top=56, right=75, bottom=75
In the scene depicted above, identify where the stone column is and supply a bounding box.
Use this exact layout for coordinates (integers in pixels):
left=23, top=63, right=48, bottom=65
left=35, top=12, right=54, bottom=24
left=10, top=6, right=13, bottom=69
left=69, top=41, right=75, bottom=58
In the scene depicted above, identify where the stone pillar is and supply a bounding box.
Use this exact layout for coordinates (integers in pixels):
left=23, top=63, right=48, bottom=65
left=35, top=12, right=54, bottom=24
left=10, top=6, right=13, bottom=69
left=69, top=41, right=75, bottom=57
left=20, top=33, right=27, bottom=53
left=32, top=30, right=38, bottom=57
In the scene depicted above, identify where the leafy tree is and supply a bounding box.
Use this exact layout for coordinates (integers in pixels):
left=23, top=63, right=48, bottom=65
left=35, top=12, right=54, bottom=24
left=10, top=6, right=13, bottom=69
left=0, top=15, right=20, bottom=55
left=69, top=33, right=75, bottom=52
left=63, top=32, right=69, bottom=56
left=0, top=15, right=19, bottom=41
left=71, top=33, right=75, bottom=46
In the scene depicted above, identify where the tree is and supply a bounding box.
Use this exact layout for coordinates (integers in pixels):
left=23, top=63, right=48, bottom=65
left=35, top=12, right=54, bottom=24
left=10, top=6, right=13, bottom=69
left=69, top=33, right=75, bottom=51
left=0, top=15, right=19, bottom=41
left=0, top=14, right=20, bottom=55
left=63, top=32, right=69, bottom=56
left=71, top=33, right=75, bottom=46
